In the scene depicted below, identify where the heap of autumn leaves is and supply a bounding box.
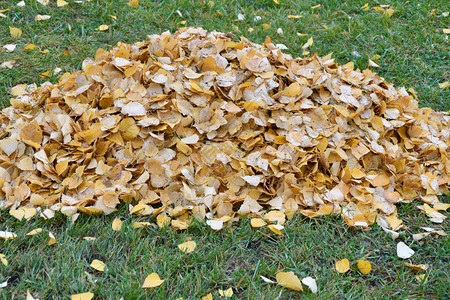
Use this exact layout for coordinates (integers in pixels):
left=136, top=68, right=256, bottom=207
left=0, top=27, right=448, bottom=231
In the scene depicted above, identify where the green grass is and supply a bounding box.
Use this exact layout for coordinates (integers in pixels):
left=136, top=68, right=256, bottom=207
left=0, top=0, right=449, bottom=298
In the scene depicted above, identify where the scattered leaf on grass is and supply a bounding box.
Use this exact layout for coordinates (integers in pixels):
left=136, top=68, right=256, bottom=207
left=397, top=242, right=414, bottom=259
left=9, top=27, right=22, bottom=38
left=0, top=231, right=17, bottom=240
left=128, top=0, right=139, bottom=7
left=178, top=241, right=196, bottom=253
left=405, top=262, right=429, bottom=272
left=142, top=273, right=164, bottom=288
left=90, top=259, right=105, bottom=272
left=251, top=218, right=267, bottom=228
left=276, top=271, right=303, bottom=291
left=0, top=254, right=7, bottom=266
left=206, top=219, right=224, bottom=230
left=112, top=218, right=122, bottom=231
left=301, top=277, right=317, bottom=293
left=57, top=0, right=68, bottom=7
left=96, top=25, right=109, bottom=31
left=202, top=294, right=213, bottom=300
left=47, top=232, right=56, bottom=246
left=71, top=292, right=94, bottom=300
left=35, top=15, right=51, bottom=21
left=336, top=259, right=350, bottom=273
left=357, top=260, right=371, bottom=274
left=26, top=228, right=43, bottom=236
left=218, top=288, right=234, bottom=297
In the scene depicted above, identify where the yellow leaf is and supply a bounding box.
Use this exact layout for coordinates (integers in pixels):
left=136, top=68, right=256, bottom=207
left=0, top=254, right=7, bottom=266
left=384, top=8, right=395, bottom=17
left=415, top=274, right=427, bottom=283
left=35, top=14, right=51, bottom=21
left=288, top=15, right=301, bottom=19
left=283, top=82, right=301, bottom=97
left=336, top=259, right=350, bottom=273
left=24, top=44, right=37, bottom=50
left=443, top=29, right=450, bottom=34
left=351, top=168, right=366, bottom=179
left=83, top=236, right=96, bottom=241
left=371, top=54, right=381, bottom=60
left=322, top=25, right=328, bottom=29
left=202, top=293, right=213, bottom=300
left=273, top=0, right=279, bottom=4
left=311, top=4, right=321, bottom=9
left=97, top=24, right=109, bottom=31
left=57, top=0, right=68, bottom=7
left=128, top=0, right=139, bottom=7
left=357, top=260, right=371, bottom=274
left=71, top=292, right=94, bottom=300
left=26, top=228, right=43, bottom=236
left=157, top=215, right=171, bottom=228
left=373, top=6, right=384, bottom=12
left=133, top=222, right=151, bottom=228
left=47, top=232, right=56, bottom=246
left=373, top=173, right=390, bottom=186
left=248, top=28, right=254, bottom=33
left=276, top=271, right=303, bottom=291
left=9, top=27, right=22, bottom=38
left=361, top=3, right=369, bottom=11
left=142, top=273, right=164, bottom=288
left=219, top=288, right=234, bottom=297
left=112, top=218, right=122, bottom=231
left=438, top=81, right=449, bottom=89
left=263, top=23, right=271, bottom=30
left=39, top=71, right=51, bottom=78
left=178, top=241, right=196, bottom=253
left=251, top=218, right=267, bottom=228
left=109, top=15, right=117, bottom=20
left=90, top=259, right=105, bottom=272
left=405, top=262, right=429, bottom=272
left=296, top=32, right=307, bottom=36
left=268, top=224, right=284, bottom=235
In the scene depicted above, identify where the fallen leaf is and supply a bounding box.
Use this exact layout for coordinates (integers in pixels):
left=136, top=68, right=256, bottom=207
left=206, top=219, right=224, bottom=230
left=35, top=15, right=51, bottom=21
left=26, top=228, right=43, bottom=236
left=218, top=288, right=233, bottom=297
left=251, top=218, right=267, bottom=228
left=336, top=259, right=350, bottom=273
left=202, top=293, right=213, bottom=300
left=142, top=273, right=164, bottom=288
left=357, top=260, right=371, bottom=274
left=0, top=254, right=7, bottom=266
left=9, top=27, right=22, bottom=38
left=397, top=242, right=414, bottom=259
left=90, top=259, right=105, bottom=272
left=127, top=0, right=139, bottom=7
left=438, top=81, right=449, bottom=89
left=301, top=276, right=317, bottom=293
left=71, top=292, right=94, bottom=300
left=3, top=44, right=16, bottom=52
left=112, top=218, right=122, bottom=231
left=96, top=24, right=109, bottom=31
left=47, top=232, right=56, bottom=246
left=443, top=29, right=450, bottom=34
left=0, top=231, right=17, bottom=240
left=404, top=262, right=429, bottom=272
left=57, top=0, right=68, bottom=7
left=24, top=44, right=36, bottom=50
left=178, top=241, right=196, bottom=253
left=276, top=271, right=303, bottom=291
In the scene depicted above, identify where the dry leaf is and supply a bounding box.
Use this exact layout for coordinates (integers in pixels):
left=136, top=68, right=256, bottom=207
left=178, top=241, right=196, bottom=253
left=112, top=218, right=122, bottom=231
left=71, top=292, right=94, bottom=300
left=218, top=288, right=233, bottom=297
left=96, top=25, right=109, bottom=31
left=0, top=254, right=7, bottom=266
left=142, top=273, right=164, bottom=288
left=336, top=259, right=350, bottom=273
left=9, top=27, right=22, bottom=38
left=301, top=277, right=317, bottom=293
left=276, top=271, right=303, bottom=291
left=397, top=242, right=414, bottom=259
left=57, top=0, right=68, bottom=7
left=357, top=260, right=371, bottom=274
left=251, top=218, right=267, bottom=228
left=90, top=259, right=105, bottom=272
left=128, top=0, right=139, bottom=7
left=404, top=262, right=429, bottom=272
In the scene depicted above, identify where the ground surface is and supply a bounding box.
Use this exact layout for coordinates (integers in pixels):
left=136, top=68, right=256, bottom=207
left=0, top=0, right=449, bottom=299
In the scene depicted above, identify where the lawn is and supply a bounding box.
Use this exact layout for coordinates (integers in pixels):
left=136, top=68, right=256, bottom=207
left=0, top=0, right=449, bottom=299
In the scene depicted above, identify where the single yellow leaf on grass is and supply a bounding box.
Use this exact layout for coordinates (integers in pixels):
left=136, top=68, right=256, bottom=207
left=296, top=32, right=307, bottom=36
left=361, top=3, right=369, bottom=11
left=251, top=218, right=267, bottom=228
left=248, top=28, right=254, bottom=33
left=9, top=27, right=22, bottom=38
left=71, top=292, right=94, bottom=300
left=112, top=218, right=122, bottom=231
left=24, top=44, right=37, bottom=50
left=202, top=293, right=213, bottom=300
left=109, top=15, right=117, bottom=19
left=357, top=260, right=371, bottom=274
left=178, top=241, right=196, bottom=253
left=35, top=14, right=51, bottom=21
left=289, top=15, right=301, bottom=19
left=415, top=274, right=427, bottom=283
left=97, top=25, right=109, bottom=31
left=142, top=273, right=164, bottom=288
left=404, top=262, right=429, bottom=272
left=39, top=71, right=51, bottom=78
left=311, top=4, right=321, bottom=9
left=443, top=29, right=450, bottom=34
left=373, top=6, right=384, bottom=12
left=384, top=8, right=395, bottom=17
left=0, top=254, right=7, bottom=266
left=83, top=236, right=96, bottom=241
left=273, top=0, right=279, bottom=4
left=438, top=81, right=449, bottom=89
left=0, top=231, right=17, bottom=240
left=47, top=232, right=56, bottom=246
left=219, top=288, right=234, bottom=297
left=336, top=259, right=350, bottom=273
left=57, top=0, right=68, bottom=7
left=26, top=228, right=43, bottom=236
left=128, top=0, right=139, bottom=7
left=90, top=259, right=105, bottom=272
left=26, top=289, right=37, bottom=300
left=276, top=271, right=303, bottom=291
left=268, top=224, right=284, bottom=235
left=133, top=222, right=151, bottom=228
left=263, top=23, right=271, bottom=30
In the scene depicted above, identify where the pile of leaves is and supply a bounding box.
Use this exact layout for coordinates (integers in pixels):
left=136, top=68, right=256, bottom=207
left=0, top=27, right=448, bottom=232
